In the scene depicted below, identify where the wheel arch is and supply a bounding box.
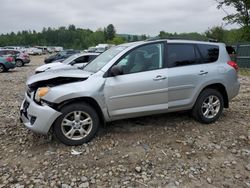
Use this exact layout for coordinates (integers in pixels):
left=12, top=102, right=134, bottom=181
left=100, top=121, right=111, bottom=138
left=15, top=58, right=23, bottom=62
left=199, top=83, right=229, bottom=108
left=0, top=63, right=6, bottom=71
left=56, top=97, right=106, bottom=126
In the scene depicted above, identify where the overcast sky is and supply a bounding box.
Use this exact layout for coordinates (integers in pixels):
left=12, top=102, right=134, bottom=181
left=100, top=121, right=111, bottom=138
left=0, top=0, right=238, bottom=35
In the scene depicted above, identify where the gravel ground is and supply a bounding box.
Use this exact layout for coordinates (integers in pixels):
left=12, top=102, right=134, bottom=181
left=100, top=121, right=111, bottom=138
left=0, top=55, right=249, bottom=188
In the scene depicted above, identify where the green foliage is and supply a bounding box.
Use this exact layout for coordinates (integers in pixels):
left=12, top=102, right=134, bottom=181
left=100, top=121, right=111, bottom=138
left=159, top=31, right=207, bottom=41
left=204, top=26, right=250, bottom=43
left=0, top=25, right=108, bottom=49
left=132, top=35, right=139, bottom=41
left=217, top=0, right=250, bottom=27
left=111, top=37, right=126, bottom=45
left=104, top=24, right=116, bottom=41
left=205, top=26, right=226, bottom=42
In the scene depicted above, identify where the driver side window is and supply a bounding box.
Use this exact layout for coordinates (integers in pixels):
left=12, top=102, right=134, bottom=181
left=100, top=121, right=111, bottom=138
left=116, top=43, right=164, bottom=74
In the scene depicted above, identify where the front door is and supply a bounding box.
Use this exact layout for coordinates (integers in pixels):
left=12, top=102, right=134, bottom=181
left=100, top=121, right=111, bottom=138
left=104, top=43, right=168, bottom=119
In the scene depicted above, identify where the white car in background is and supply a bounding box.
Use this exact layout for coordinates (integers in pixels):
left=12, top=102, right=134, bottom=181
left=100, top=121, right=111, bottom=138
left=27, top=47, right=43, bottom=55
left=35, top=53, right=99, bottom=74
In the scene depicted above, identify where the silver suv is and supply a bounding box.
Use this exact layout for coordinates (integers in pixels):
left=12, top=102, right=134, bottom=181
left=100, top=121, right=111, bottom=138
left=20, top=40, right=240, bottom=145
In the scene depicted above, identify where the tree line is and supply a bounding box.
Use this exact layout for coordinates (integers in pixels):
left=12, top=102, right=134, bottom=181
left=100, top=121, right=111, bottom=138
left=1, top=24, right=248, bottom=50
left=0, top=24, right=147, bottom=50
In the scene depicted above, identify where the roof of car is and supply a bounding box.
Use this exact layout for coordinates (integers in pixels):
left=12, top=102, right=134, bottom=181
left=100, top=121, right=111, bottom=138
left=76, top=52, right=100, bottom=56
left=0, top=49, right=20, bottom=52
left=118, top=39, right=224, bottom=48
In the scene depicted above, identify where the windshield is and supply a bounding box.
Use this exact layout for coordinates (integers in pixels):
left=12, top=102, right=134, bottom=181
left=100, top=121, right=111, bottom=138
left=84, top=46, right=127, bottom=73
left=62, top=54, right=79, bottom=64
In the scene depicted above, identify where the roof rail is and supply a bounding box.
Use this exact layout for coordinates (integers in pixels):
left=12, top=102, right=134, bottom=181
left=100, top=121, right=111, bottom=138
left=146, top=36, right=211, bottom=42
left=208, top=38, right=218, bottom=42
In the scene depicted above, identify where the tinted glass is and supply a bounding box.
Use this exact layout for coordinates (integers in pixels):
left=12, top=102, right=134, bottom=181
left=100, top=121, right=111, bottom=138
left=75, top=56, right=89, bottom=63
left=198, top=44, right=219, bottom=63
left=62, top=54, right=79, bottom=64
left=116, top=43, right=164, bottom=74
left=167, top=44, right=196, bottom=67
left=89, top=55, right=98, bottom=61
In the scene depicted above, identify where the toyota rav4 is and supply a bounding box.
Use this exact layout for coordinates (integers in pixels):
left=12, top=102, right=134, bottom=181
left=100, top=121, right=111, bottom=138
left=20, top=40, right=240, bottom=145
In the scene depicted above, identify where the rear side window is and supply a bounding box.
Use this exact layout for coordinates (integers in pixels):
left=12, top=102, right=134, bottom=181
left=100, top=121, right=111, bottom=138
left=197, top=44, right=219, bottom=63
left=167, top=44, right=198, bottom=68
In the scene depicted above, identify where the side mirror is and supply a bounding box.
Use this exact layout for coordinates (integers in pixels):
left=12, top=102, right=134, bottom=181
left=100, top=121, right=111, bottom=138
left=111, top=65, right=123, bottom=76
left=70, top=60, right=76, bottom=65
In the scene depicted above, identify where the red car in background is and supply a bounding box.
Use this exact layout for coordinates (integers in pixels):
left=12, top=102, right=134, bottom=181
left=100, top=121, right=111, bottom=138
left=0, top=49, right=30, bottom=67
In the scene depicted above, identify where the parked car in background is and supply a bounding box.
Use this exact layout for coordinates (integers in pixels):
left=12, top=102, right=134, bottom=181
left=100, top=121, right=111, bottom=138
left=87, top=44, right=114, bottom=53
left=27, top=47, right=43, bottom=55
left=47, top=47, right=54, bottom=53
left=0, top=49, right=30, bottom=67
left=35, top=53, right=99, bottom=74
left=44, top=50, right=81, bottom=64
left=20, top=40, right=240, bottom=145
left=87, top=47, right=97, bottom=52
left=0, top=56, right=16, bottom=72
left=54, top=46, right=63, bottom=52
left=2, top=46, right=21, bottom=50
left=36, top=46, right=48, bottom=54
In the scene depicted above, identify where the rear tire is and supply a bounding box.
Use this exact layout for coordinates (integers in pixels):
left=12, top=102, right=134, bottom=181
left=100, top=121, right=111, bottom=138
left=53, top=102, right=100, bottom=146
left=0, top=64, right=6, bottom=73
left=192, top=89, right=224, bottom=124
left=16, top=60, right=24, bottom=67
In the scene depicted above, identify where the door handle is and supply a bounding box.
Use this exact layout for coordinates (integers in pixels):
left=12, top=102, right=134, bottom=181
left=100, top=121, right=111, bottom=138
left=199, top=70, right=208, bottom=75
left=153, top=75, right=167, bottom=81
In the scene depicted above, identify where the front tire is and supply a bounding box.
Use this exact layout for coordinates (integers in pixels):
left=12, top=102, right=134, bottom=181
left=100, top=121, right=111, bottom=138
left=16, top=60, right=24, bottom=67
left=192, top=89, right=224, bottom=124
left=53, top=102, right=100, bottom=146
left=0, top=64, right=5, bottom=73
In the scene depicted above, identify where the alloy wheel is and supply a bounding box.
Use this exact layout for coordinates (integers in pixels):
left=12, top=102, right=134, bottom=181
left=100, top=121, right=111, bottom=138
left=61, top=111, right=93, bottom=140
left=201, top=95, right=221, bottom=119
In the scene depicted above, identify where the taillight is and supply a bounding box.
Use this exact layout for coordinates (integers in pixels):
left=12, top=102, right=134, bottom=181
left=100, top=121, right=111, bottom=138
left=227, top=61, right=239, bottom=71
left=5, top=57, right=13, bottom=63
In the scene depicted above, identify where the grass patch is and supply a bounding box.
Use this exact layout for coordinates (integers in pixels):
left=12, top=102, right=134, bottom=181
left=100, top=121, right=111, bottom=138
left=239, top=68, right=250, bottom=76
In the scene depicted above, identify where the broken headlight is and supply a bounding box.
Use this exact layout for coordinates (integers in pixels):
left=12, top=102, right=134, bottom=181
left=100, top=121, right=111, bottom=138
left=34, top=87, right=50, bottom=102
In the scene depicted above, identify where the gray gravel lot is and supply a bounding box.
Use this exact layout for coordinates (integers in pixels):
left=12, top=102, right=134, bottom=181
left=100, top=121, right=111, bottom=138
left=0, top=55, right=250, bottom=188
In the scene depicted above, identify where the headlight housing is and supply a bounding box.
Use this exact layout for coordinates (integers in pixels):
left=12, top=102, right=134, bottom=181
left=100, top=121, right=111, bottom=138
left=34, top=87, right=50, bottom=102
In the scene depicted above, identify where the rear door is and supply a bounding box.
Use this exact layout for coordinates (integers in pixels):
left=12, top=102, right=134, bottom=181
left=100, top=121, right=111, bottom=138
left=104, top=42, right=168, bottom=119
left=166, top=43, right=220, bottom=110
left=166, top=43, right=206, bottom=109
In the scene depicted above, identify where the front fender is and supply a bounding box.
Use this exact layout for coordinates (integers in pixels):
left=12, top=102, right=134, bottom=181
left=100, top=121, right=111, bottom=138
left=42, top=77, right=106, bottom=109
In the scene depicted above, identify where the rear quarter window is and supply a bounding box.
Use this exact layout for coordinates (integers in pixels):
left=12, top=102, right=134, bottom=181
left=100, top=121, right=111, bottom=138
left=197, top=44, right=219, bottom=63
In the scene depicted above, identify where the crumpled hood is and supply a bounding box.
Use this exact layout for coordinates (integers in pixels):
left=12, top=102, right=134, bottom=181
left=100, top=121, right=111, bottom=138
left=27, top=69, right=92, bottom=89
left=35, top=62, right=64, bottom=72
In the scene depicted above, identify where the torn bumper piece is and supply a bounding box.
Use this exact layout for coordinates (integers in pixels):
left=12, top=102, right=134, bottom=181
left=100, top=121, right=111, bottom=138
left=20, top=93, right=61, bottom=134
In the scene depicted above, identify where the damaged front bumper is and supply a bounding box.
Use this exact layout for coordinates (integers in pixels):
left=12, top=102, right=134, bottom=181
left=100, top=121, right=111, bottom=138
left=20, top=92, right=61, bottom=134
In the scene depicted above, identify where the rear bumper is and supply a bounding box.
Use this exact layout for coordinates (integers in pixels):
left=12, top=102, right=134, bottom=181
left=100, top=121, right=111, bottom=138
left=20, top=93, right=61, bottom=134
left=23, top=59, right=30, bottom=64
left=228, top=80, right=240, bottom=101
